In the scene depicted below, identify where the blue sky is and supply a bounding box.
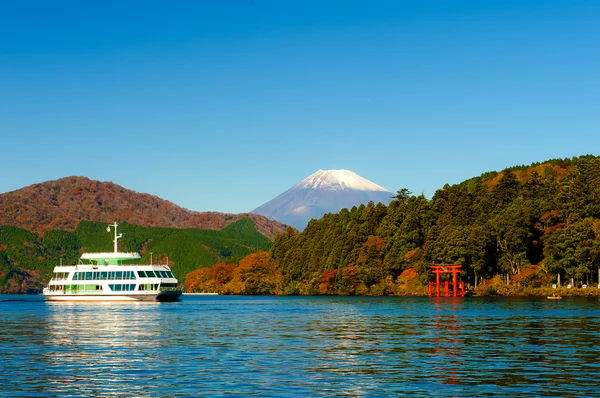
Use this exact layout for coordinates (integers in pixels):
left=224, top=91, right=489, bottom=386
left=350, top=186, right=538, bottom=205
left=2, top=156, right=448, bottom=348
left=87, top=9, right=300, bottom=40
left=1, top=0, right=599, bottom=214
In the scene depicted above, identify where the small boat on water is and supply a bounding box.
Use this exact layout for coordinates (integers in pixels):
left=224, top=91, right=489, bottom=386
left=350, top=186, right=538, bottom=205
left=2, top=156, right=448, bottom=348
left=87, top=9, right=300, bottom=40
left=547, top=294, right=562, bottom=300
left=42, top=223, right=182, bottom=302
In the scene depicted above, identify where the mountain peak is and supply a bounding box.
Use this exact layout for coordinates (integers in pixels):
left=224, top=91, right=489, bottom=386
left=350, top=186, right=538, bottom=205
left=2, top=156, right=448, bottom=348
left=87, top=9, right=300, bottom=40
left=252, top=169, right=394, bottom=230
left=294, top=169, right=390, bottom=192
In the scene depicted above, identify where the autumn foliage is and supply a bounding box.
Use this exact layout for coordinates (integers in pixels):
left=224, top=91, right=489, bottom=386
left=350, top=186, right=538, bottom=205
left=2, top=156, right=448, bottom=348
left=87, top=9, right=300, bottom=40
left=185, top=252, right=283, bottom=295
left=0, top=176, right=287, bottom=239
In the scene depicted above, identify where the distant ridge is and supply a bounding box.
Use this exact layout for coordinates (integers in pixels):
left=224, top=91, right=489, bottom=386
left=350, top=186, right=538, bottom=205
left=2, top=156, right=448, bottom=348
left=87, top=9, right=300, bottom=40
left=252, top=169, right=394, bottom=230
left=0, top=176, right=287, bottom=240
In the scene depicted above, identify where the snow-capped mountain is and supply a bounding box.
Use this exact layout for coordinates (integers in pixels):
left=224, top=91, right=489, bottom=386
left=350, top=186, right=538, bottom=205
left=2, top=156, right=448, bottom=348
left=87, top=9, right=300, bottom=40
left=252, top=170, right=394, bottom=230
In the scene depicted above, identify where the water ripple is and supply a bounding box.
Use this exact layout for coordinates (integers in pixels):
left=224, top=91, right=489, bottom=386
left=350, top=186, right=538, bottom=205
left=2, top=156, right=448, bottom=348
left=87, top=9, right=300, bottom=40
left=1, top=296, right=600, bottom=396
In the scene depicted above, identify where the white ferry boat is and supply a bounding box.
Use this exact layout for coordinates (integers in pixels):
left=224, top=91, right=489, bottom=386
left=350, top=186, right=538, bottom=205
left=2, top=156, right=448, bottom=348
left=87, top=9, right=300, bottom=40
left=43, top=223, right=182, bottom=302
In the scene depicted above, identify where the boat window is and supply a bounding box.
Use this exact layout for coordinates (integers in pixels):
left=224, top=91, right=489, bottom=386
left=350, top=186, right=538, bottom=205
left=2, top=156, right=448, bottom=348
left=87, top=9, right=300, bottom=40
left=146, top=271, right=156, bottom=278
left=137, top=271, right=146, bottom=278
left=116, top=271, right=123, bottom=280
left=69, top=284, right=80, bottom=294
left=79, top=284, right=97, bottom=292
left=85, top=272, right=92, bottom=280
left=53, top=272, right=68, bottom=280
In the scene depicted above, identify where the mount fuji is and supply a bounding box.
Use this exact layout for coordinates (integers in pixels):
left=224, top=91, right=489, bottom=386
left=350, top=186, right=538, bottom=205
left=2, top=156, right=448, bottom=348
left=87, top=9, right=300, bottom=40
left=252, top=170, right=394, bottom=230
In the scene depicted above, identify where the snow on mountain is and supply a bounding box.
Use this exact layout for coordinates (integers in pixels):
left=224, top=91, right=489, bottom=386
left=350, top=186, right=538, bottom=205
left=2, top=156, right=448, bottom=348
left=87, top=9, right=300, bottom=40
left=251, top=169, right=394, bottom=230
left=294, top=170, right=390, bottom=192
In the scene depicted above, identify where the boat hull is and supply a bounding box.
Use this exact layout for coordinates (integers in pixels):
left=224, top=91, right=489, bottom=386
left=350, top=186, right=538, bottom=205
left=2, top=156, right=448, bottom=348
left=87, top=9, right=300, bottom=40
left=156, top=290, right=183, bottom=302
left=44, top=291, right=182, bottom=302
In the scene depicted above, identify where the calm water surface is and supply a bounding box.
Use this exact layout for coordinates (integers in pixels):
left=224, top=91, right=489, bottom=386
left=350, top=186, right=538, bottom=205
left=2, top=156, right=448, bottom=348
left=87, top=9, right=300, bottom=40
left=1, top=295, right=599, bottom=397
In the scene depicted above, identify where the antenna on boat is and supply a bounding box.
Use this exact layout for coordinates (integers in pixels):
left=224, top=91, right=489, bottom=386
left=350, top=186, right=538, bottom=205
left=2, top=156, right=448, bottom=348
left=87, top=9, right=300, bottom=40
left=107, top=222, right=123, bottom=253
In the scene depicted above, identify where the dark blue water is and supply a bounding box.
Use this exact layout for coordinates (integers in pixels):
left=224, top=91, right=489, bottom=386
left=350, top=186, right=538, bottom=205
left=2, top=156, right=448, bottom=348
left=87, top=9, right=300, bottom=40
left=1, top=295, right=599, bottom=397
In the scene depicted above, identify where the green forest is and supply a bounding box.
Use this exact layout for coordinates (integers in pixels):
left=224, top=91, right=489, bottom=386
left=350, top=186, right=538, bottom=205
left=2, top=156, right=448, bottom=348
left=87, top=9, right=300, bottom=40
left=0, top=218, right=272, bottom=293
left=187, top=155, right=600, bottom=296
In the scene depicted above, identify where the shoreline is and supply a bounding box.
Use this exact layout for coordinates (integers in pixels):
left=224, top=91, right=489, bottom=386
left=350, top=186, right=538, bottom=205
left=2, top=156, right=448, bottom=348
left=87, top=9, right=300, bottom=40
left=3, top=286, right=600, bottom=298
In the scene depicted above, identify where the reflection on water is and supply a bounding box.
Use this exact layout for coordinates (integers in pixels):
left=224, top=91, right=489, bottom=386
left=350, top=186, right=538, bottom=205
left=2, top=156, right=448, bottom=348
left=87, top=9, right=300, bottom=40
left=1, top=296, right=600, bottom=396
left=42, top=302, right=167, bottom=396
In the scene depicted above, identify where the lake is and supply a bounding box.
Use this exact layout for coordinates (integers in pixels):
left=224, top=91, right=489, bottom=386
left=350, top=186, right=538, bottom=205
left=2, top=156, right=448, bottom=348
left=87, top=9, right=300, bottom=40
left=1, top=295, right=599, bottom=397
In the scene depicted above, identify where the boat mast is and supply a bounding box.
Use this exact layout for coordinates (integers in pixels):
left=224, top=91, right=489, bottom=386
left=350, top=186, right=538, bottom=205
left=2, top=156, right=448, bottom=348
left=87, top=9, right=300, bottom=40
left=107, top=222, right=123, bottom=253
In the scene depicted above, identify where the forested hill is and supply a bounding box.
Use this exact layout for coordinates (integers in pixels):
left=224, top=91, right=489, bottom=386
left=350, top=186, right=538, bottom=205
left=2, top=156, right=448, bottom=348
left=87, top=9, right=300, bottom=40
left=0, top=219, right=272, bottom=293
left=0, top=176, right=287, bottom=239
left=267, top=155, right=600, bottom=295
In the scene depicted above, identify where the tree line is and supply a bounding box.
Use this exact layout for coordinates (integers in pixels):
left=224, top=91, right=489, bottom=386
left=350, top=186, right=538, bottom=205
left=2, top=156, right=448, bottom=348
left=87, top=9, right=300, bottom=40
left=187, top=155, right=600, bottom=295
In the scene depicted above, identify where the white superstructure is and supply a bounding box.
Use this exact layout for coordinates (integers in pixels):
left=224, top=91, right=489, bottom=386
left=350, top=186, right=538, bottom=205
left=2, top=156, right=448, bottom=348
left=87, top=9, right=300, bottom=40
left=42, top=223, right=182, bottom=302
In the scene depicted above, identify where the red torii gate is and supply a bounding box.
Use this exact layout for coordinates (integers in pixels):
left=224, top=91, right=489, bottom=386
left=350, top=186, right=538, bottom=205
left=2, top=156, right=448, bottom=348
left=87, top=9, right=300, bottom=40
left=429, top=264, right=465, bottom=297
